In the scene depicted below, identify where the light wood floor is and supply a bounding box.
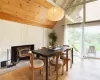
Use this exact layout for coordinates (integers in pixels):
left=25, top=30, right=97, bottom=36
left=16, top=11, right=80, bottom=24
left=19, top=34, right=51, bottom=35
left=0, top=66, right=68, bottom=80
left=0, top=57, right=100, bottom=80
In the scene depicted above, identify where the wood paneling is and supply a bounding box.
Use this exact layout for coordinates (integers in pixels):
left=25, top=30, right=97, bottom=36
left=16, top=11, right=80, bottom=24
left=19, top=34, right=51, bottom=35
left=0, top=0, right=57, bottom=28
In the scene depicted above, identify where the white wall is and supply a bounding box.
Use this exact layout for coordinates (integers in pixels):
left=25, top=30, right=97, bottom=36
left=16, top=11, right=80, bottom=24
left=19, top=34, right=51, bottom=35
left=0, top=19, right=51, bottom=62
left=53, top=17, right=65, bottom=45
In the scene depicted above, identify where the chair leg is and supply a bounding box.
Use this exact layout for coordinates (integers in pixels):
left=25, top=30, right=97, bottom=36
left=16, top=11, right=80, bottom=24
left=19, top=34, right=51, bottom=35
left=62, top=60, right=65, bottom=75
left=48, top=58, right=51, bottom=75
left=66, top=60, right=68, bottom=71
left=42, top=68, right=44, bottom=80
left=48, top=65, right=51, bottom=75
left=32, top=69, right=34, bottom=80
left=40, top=69, right=42, bottom=75
left=55, top=65, right=56, bottom=71
left=62, top=65, right=64, bottom=75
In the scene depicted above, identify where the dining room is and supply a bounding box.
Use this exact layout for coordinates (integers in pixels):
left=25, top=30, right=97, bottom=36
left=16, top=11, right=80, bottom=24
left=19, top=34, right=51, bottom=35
left=0, top=0, right=100, bottom=80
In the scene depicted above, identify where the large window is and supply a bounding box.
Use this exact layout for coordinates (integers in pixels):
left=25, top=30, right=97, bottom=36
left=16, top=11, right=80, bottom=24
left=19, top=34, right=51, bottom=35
left=65, top=0, right=100, bottom=59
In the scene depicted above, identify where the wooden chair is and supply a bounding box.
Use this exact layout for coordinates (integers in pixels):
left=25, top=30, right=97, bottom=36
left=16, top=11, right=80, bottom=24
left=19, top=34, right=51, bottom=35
left=49, top=45, right=69, bottom=75
left=23, top=51, right=44, bottom=80
left=49, top=52, right=63, bottom=76
left=60, top=48, right=72, bottom=75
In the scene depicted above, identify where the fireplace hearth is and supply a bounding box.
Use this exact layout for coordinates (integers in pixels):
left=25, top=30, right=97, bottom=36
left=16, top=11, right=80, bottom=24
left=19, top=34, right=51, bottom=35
left=11, top=44, right=34, bottom=64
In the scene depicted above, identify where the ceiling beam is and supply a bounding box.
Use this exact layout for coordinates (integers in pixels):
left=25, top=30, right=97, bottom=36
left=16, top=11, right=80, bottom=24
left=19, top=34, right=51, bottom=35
left=64, top=0, right=75, bottom=10
left=61, top=0, right=68, bottom=8
left=66, top=0, right=96, bottom=10
left=53, top=0, right=57, bottom=3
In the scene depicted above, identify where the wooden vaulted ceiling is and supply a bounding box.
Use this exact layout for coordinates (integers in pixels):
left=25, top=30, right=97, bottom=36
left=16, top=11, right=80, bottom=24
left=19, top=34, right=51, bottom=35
left=0, top=0, right=57, bottom=28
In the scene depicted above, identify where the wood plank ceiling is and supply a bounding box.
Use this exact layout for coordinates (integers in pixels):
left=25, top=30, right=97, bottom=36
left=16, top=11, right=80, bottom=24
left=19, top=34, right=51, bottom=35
left=0, top=0, right=57, bottom=28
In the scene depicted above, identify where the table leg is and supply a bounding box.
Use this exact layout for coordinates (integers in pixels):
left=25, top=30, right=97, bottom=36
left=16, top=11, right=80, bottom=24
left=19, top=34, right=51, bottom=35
left=66, top=50, right=68, bottom=71
left=32, top=69, right=34, bottom=80
left=29, top=54, right=34, bottom=80
left=46, top=57, right=48, bottom=80
left=72, top=48, right=73, bottom=64
left=56, top=53, right=59, bottom=80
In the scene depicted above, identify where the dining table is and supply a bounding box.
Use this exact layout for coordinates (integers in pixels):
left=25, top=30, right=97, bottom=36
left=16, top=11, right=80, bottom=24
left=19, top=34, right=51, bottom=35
left=32, top=47, right=73, bottom=80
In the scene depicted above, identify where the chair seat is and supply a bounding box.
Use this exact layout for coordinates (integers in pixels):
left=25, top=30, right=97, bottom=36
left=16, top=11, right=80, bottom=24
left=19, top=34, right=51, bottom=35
left=50, top=58, right=63, bottom=65
left=33, top=59, right=44, bottom=68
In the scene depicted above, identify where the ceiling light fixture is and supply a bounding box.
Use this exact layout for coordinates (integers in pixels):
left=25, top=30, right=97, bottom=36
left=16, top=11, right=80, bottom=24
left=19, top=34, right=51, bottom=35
left=47, top=7, right=64, bottom=21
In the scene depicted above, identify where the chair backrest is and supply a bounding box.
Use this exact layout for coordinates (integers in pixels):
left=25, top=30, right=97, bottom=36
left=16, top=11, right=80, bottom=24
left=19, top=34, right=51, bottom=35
left=23, top=53, right=34, bottom=68
left=88, top=46, right=96, bottom=53
left=66, top=48, right=72, bottom=59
